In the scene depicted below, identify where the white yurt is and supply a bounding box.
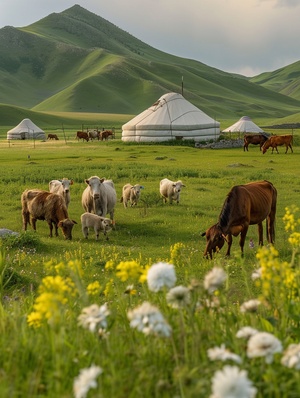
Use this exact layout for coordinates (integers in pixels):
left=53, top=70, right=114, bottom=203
left=222, top=116, right=263, bottom=133
left=122, top=92, right=220, bottom=142
left=7, top=118, right=46, bottom=140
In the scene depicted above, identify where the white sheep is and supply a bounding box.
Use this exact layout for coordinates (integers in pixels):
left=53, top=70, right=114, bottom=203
left=159, top=178, right=186, bottom=204
left=120, top=183, right=144, bottom=208
left=80, top=212, right=112, bottom=240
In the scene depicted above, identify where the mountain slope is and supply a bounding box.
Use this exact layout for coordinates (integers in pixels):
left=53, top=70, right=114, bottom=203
left=0, top=4, right=300, bottom=119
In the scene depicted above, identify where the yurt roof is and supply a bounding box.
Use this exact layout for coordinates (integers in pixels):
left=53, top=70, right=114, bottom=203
left=7, top=118, right=45, bottom=135
left=222, top=116, right=263, bottom=133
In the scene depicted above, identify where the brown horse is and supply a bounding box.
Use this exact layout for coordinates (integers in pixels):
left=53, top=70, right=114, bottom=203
left=201, top=180, right=277, bottom=258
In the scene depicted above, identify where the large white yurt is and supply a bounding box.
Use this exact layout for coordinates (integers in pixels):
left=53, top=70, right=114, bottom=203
left=122, top=92, right=220, bottom=142
left=7, top=118, right=46, bottom=140
left=222, top=116, right=263, bottom=133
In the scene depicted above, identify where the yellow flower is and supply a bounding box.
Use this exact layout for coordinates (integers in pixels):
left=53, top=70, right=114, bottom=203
left=104, top=279, right=114, bottom=297
left=169, top=242, right=185, bottom=265
left=87, top=281, right=101, bottom=297
left=27, top=311, right=43, bottom=328
left=116, top=260, right=142, bottom=282
left=105, top=260, right=115, bottom=270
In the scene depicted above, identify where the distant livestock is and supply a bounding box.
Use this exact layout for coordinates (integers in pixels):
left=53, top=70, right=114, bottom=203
left=76, top=131, right=89, bottom=142
left=121, top=184, right=144, bottom=208
left=49, top=178, right=74, bottom=208
left=243, top=133, right=268, bottom=152
left=160, top=178, right=186, bottom=204
left=81, top=176, right=117, bottom=221
left=262, top=135, right=293, bottom=154
left=100, top=130, right=114, bottom=141
left=88, top=130, right=100, bottom=140
left=21, top=189, right=77, bottom=239
left=81, top=212, right=112, bottom=240
left=47, top=134, right=59, bottom=140
left=201, top=180, right=277, bottom=258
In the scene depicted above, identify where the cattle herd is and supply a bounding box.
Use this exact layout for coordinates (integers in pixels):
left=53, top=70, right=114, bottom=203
left=20, top=132, right=293, bottom=257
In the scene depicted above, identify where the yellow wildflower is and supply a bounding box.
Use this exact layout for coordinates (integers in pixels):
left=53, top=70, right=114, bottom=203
left=116, top=260, right=142, bottom=282
left=87, top=281, right=101, bottom=297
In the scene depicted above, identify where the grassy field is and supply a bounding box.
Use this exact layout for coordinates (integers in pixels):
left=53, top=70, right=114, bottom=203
left=1, top=134, right=300, bottom=397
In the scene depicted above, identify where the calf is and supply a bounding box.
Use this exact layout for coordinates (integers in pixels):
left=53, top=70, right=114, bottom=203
left=49, top=178, right=73, bottom=208
left=47, top=134, right=59, bottom=140
left=76, top=131, right=89, bottom=142
left=159, top=178, right=186, bottom=204
left=121, top=183, right=144, bottom=208
left=21, top=189, right=77, bottom=239
left=81, top=212, right=112, bottom=240
left=262, top=135, right=293, bottom=154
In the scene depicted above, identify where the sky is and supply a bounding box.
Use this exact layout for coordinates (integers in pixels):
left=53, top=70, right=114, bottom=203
left=1, top=0, right=300, bottom=77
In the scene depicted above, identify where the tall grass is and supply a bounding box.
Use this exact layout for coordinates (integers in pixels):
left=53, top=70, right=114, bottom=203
left=0, top=137, right=300, bottom=397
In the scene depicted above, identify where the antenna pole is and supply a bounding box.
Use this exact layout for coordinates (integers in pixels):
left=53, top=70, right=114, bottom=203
left=181, top=76, right=184, bottom=96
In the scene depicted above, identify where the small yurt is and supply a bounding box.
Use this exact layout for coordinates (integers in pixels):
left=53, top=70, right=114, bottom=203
left=222, top=116, right=263, bottom=134
left=7, top=118, right=46, bottom=140
left=122, top=92, right=220, bottom=142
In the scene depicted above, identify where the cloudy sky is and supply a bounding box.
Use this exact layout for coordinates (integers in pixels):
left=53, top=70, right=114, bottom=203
left=1, top=0, right=300, bottom=76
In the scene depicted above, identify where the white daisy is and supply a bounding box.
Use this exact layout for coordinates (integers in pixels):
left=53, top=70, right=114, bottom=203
left=247, top=332, right=282, bottom=364
left=236, top=327, right=259, bottom=340
left=147, top=262, right=176, bottom=292
left=127, top=301, right=172, bottom=337
left=281, top=343, right=300, bottom=369
left=208, top=344, right=242, bottom=364
left=73, top=365, right=102, bottom=398
left=78, top=303, right=110, bottom=332
left=210, top=365, right=257, bottom=398
left=240, top=299, right=261, bottom=313
left=204, top=267, right=227, bottom=294
left=251, top=268, right=262, bottom=281
left=166, top=285, right=191, bottom=309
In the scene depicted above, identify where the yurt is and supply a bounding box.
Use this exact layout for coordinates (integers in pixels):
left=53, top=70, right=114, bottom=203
left=222, top=116, right=263, bottom=133
left=7, top=118, right=46, bottom=140
left=122, top=92, right=220, bottom=142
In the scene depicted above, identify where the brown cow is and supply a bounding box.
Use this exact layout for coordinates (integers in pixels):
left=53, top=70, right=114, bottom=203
left=47, top=134, right=59, bottom=140
left=76, top=131, right=89, bottom=142
left=243, top=134, right=268, bottom=152
left=201, top=180, right=277, bottom=258
left=100, top=130, right=113, bottom=141
left=262, top=135, right=293, bottom=154
left=21, top=189, right=77, bottom=239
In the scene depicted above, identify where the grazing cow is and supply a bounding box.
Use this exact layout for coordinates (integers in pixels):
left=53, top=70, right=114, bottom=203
left=100, top=130, right=113, bottom=141
left=81, top=176, right=117, bottom=222
left=47, top=134, right=59, bottom=140
left=81, top=212, right=112, bottom=240
left=49, top=178, right=74, bottom=208
left=201, top=180, right=277, bottom=258
left=21, top=189, right=77, bottom=239
left=262, top=135, right=293, bottom=154
left=76, top=131, right=89, bottom=142
left=88, top=130, right=100, bottom=141
left=121, top=184, right=144, bottom=208
left=159, top=178, right=186, bottom=204
left=243, top=134, right=268, bottom=152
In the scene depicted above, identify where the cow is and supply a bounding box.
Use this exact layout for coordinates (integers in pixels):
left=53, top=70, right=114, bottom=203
left=81, top=176, right=117, bottom=222
left=76, top=131, right=89, bottom=142
left=21, top=189, right=77, bottom=239
left=49, top=178, right=74, bottom=208
left=81, top=212, right=113, bottom=240
left=159, top=178, right=186, bottom=204
left=100, top=130, right=113, bottom=141
left=88, top=130, right=100, bottom=141
left=243, top=134, right=268, bottom=152
left=121, top=184, right=144, bottom=208
left=47, top=134, right=59, bottom=140
left=201, top=180, right=277, bottom=258
left=262, top=135, right=293, bottom=154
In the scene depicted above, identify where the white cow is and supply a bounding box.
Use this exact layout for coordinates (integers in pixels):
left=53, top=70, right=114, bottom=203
left=81, top=212, right=112, bottom=240
left=81, top=176, right=117, bottom=221
left=159, top=178, right=186, bottom=204
left=49, top=178, right=74, bottom=208
left=121, top=183, right=144, bottom=208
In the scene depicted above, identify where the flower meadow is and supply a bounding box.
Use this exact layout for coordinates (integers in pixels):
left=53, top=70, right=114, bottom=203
left=0, top=207, right=300, bottom=397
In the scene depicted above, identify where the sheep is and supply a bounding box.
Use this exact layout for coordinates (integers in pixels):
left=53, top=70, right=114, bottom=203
left=159, top=178, right=186, bottom=204
left=81, top=212, right=113, bottom=240
left=120, top=183, right=144, bottom=208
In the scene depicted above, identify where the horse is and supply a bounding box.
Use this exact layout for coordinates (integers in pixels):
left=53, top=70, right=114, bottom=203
left=201, top=180, right=277, bottom=258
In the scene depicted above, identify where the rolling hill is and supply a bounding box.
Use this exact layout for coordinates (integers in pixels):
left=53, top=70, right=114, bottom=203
left=0, top=4, right=300, bottom=122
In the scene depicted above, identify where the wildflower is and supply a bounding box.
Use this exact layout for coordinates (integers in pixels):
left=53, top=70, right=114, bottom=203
left=78, top=303, right=110, bottom=332
left=247, top=332, right=282, bottom=364
left=124, top=285, right=137, bottom=295
left=73, top=365, right=102, bottom=398
left=169, top=242, right=185, bottom=265
left=251, top=268, right=262, bottom=281
left=166, top=285, right=191, bottom=309
left=147, top=262, right=176, bottom=292
left=283, top=205, right=299, bottom=232
left=236, top=327, right=259, bottom=340
left=127, top=301, right=172, bottom=337
left=240, top=299, right=261, bottom=313
left=204, top=267, right=227, bottom=294
left=116, top=260, right=142, bottom=282
left=87, top=281, right=101, bottom=297
left=281, top=344, right=300, bottom=369
left=208, top=344, right=242, bottom=364
left=210, top=365, right=257, bottom=398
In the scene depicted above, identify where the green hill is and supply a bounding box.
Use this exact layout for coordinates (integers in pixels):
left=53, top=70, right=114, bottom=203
left=0, top=4, right=300, bottom=122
